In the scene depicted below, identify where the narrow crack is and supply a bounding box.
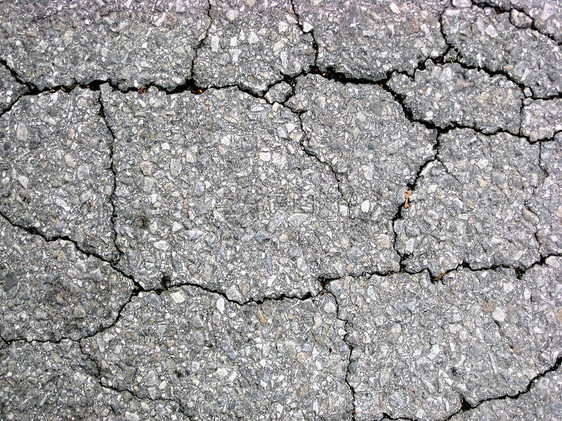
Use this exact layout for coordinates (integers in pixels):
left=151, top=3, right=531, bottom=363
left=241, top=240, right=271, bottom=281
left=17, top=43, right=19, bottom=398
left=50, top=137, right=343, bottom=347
left=471, top=0, right=561, bottom=45
left=289, top=0, right=319, bottom=66
left=282, top=101, right=351, bottom=207
left=442, top=355, right=562, bottom=421
left=189, top=0, right=213, bottom=83
left=382, top=412, right=418, bottom=421
left=429, top=252, right=562, bottom=284
left=96, top=91, right=122, bottom=266
left=439, top=6, right=560, bottom=101
left=76, top=340, right=193, bottom=419
left=320, top=284, right=357, bottom=420
left=0, top=210, right=122, bottom=274
left=0, top=57, right=37, bottom=91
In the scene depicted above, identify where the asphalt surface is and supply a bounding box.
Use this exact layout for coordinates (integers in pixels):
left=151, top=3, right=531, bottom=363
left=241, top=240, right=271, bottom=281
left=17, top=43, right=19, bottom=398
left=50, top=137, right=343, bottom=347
left=0, top=1, right=561, bottom=420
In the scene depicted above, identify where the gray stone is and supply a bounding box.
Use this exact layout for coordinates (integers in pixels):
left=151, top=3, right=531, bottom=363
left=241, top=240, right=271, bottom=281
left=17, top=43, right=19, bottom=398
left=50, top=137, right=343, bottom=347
left=0, top=340, right=188, bottom=420
left=0, top=2, right=560, bottom=419
left=293, top=0, right=448, bottom=79
left=264, top=81, right=293, bottom=104
left=328, top=258, right=561, bottom=420
left=0, top=0, right=210, bottom=90
left=0, top=216, right=132, bottom=342
left=521, top=98, right=562, bottom=142
left=82, top=288, right=352, bottom=420
left=193, top=0, right=314, bottom=94
left=395, top=129, right=541, bottom=276
left=389, top=62, right=523, bottom=133
left=0, top=88, right=117, bottom=260
left=443, top=5, right=562, bottom=98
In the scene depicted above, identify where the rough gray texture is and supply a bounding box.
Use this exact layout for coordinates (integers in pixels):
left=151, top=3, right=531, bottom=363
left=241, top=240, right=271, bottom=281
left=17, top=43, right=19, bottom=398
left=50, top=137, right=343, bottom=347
left=0, top=340, right=188, bottom=420
left=0, top=65, right=26, bottom=111
left=531, top=135, right=562, bottom=255
left=1, top=2, right=561, bottom=420
left=329, top=257, right=561, bottom=420
left=287, top=74, right=435, bottom=232
left=443, top=4, right=562, bottom=98
left=104, top=84, right=362, bottom=298
left=82, top=288, right=351, bottom=420
left=194, top=0, right=314, bottom=94
left=0, top=88, right=117, bottom=260
left=0, top=216, right=132, bottom=342
left=521, top=98, right=562, bottom=142
left=396, top=129, right=541, bottom=276
left=0, top=0, right=210, bottom=90
left=474, top=0, right=562, bottom=42
left=293, top=0, right=448, bottom=79
left=450, top=366, right=562, bottom=421
left=389, top=62, right=523, bottom=133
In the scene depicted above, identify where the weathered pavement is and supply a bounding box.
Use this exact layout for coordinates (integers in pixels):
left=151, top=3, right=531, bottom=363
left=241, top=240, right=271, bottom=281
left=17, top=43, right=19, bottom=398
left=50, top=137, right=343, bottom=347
left=0, top=0, right=561, bottom=420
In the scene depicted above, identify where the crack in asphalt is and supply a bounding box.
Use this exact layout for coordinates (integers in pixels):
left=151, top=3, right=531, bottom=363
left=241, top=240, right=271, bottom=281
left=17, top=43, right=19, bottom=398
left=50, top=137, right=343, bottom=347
left=1, top=9, right=560, bottom=418
left=75, top=340, right=194, bottom=420
left=378, top=355, right=562, bottom=421
left=439, top=4, right=560, bottom=100
left=322, top=285, right=357, bottom=421
left=96, top=92, right=122, bottom=266
left=289, top=0, right=319, bottom=67
left=443, top=355, right=562, bottom=421
left=470, top=0, right=562, bottom=45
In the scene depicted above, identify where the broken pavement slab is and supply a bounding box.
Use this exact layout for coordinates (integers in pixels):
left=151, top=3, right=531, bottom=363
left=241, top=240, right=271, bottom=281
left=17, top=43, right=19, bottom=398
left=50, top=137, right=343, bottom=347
left=328, top=257, right=561, bottom=420
left=0, top=340, right=188, bottom=420
left=193, top=0, right=314, bottom=94
left=442, top=4, right=562, bottom=98
left=0, top=87, right=118, bottom=260
left=293, top=0, right=448, bottom=79
left=0, top=215, right=132, bottom=343
left=0, top=1, right=561, bottom=420
left=0, top=0, right=210, bottom=90
left=471, top=0, right=562, bottom=43
left=102, top=84, right=354, bottom=298
left=395, top=129, right=541, bottom=276
left=388, top=61, right=523, bottom=133
left=82, top=287, right=352, bottom=420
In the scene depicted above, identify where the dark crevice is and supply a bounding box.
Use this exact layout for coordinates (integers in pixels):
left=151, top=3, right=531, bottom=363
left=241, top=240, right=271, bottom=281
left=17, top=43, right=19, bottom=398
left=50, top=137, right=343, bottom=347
left=429, top=252, right=562, bottom=284
left=189, top=0, right=213, bottom=82
left=76, top=340, right=192, bottom=419
left=382, top=412, right=418, bottom=421
left=380, top=354, right=562, bottom=421
left=0, top=57, right=38, bottom=91
left=321, top=287, right=356, bottom=420
left=471, top=0, right=561, bottom=45
left=151, top=278, right=320, bottom=307
left=283, top=101, right=351, bottom=206
left=440, top=6, right=560, bottom=100
left=289, top=0, right=319, bottom=66
left=0, top=210, right=121, bottom=273
left=96, top=92, right=122, bottom=267
left=442, top=355, right=562, bottom=420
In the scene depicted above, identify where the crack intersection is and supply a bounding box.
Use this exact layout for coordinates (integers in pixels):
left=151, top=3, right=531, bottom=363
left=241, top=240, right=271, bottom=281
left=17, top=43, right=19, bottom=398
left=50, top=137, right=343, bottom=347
left=1, top=5, right=561, bottom=418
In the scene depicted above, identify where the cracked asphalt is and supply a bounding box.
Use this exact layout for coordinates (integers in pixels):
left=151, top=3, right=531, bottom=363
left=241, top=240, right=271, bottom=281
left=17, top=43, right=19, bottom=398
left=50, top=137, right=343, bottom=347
left=0, top=0, right=561, bottom=420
